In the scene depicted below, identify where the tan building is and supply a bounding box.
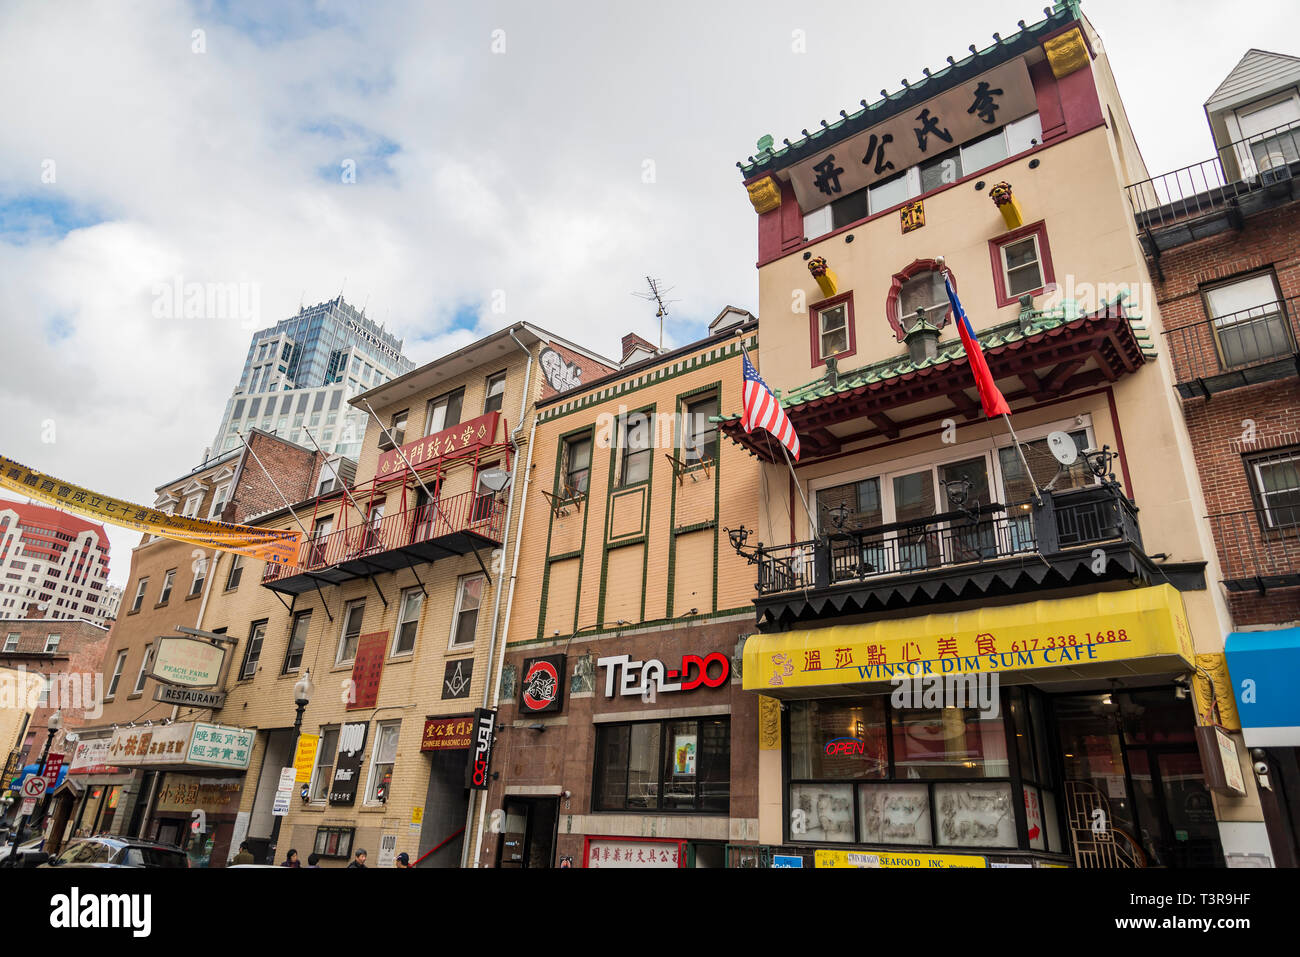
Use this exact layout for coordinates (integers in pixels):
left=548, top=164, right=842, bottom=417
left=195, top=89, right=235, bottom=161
left=721, top=3, right=1265, bottom=867
left=198, top=323, right=615, bottom=867
left=474, top=308, right=763, bottom=868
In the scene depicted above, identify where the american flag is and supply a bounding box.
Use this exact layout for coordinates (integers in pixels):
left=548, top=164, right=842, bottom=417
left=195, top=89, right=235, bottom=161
left=741, top=353, right=800, bottom=460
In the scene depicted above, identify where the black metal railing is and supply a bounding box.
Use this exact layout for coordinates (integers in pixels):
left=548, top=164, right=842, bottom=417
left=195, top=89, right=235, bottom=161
left=1163, top=296, right=1300, bottom=388
left=1125, top=121, right=1300, bottom=232
left=1207, top=508, right=1300, bottom=590
left=754, top=485, right=1140, bottom=595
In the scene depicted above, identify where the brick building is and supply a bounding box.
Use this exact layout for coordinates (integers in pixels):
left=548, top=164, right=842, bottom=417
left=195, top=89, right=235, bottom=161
left=1129, top=47, right=1300, bottom=866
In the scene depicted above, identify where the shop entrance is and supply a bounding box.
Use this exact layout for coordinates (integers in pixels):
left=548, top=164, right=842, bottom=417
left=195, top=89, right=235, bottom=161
left=496, top=797, right=558, bottom=868
left=1053, top=689, right=1224, bottom=868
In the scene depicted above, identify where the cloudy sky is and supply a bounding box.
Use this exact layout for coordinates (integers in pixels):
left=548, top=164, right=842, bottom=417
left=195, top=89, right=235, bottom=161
left=0, top=0, right=1296, bottom=587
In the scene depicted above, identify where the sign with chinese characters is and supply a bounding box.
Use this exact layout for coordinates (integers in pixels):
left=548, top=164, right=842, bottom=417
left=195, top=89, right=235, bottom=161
left=294, top=733, right=320, bottom=784
left=154, top=775, right=242, bottom=815
left=149, top=636, right=226, bottom=688
left=814, top=849, right=987, bottom=868
left=329, top=722, right=369, bottom=806
left=519, top=654, right=566, bottom=713
left=442, top=658, right=473, bottom=700
left=597, top=652, right=730, bottom=698
left=41, top=753, right=64, bottom=788
left=376, top=411, right=501, bottom=477
left=187, top=723, right=254, bottom=770
left=421, top=716, right=474, bottom=751
left=787, top=60, right=1037, bottom=213
left=900, top=199, right=925, bottom=233
left=465, top=708, right=496, bottom=790
left=107, top=723, right=195, bottom=767
left=154, top=685, right=226, bottom=710
left=586, top=838, right=684, bottom=869
left=68, top=736, right=121, bottom=776
left=348, top=632, right=387, bottom=710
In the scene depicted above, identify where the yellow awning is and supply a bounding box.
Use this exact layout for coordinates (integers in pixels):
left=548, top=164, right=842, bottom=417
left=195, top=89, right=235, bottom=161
left=744, top=584, right=1195, bottom=697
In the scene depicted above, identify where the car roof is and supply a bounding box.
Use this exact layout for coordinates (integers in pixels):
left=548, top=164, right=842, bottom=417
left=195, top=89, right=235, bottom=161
left=74, top=837, right=184, bottom=851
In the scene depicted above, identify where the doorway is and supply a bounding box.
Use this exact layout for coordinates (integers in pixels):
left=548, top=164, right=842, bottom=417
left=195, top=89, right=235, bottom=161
left=496, top=797, right=559, bottom=868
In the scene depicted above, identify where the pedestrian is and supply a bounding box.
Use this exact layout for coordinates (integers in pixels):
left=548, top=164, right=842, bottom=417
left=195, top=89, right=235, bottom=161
left=307, top=853, right=321, bottom=868
left=281, top=849, right=301, bottom=867
left=395, top=852, right=411, bottom=868
left=231, top=841, right=255, bottom=866
left=347, top=848, right=367, bottom=868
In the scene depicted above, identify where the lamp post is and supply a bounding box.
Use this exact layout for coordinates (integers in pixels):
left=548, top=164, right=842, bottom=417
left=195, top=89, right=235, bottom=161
left=6, top=709, right=61, bottom=864
left=265, top=671, right=312, bottom=866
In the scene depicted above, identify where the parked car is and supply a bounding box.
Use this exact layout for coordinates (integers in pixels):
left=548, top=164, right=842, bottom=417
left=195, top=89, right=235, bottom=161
left=38, top=837, right=188, bottom=868
left=0, top=836, right=45, bottom=867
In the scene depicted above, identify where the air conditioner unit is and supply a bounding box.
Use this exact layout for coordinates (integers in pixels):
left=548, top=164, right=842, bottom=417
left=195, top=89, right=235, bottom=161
left=1260, top=157, right=1293, bottom=187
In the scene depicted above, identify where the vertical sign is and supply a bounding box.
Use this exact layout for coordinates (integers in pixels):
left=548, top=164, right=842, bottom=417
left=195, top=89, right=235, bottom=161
left=349, top=632, right=387, bottom=710
left=519, top=654, right=566, bottom=714
left=293, top=733, right=320, bottom=784
left=42, top=752, right=65, bottom=789
left=465, top=708, right=497, bottom=790
left=272, top=767, right=295, bottom=817
left=329, top=721, right=369, bottom=806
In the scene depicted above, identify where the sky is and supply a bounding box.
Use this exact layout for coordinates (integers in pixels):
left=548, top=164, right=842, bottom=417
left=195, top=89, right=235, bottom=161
left=0, top=0, right=1296, bottom=588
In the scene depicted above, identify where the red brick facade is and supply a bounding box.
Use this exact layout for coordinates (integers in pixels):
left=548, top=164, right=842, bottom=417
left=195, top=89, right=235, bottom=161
left=223, top=430, right=327, bottom=523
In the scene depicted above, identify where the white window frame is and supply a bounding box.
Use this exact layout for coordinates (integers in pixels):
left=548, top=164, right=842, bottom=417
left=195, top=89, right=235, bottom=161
left=818, top=302, right=850, bottom=360
left=335, top=599, right=366, bottom=665
left=998, top=233, right=1045, bottom=301
left=189, top=557, right=207, bottom=597
left=158, top=569, right=176, bottom=605
left=106, top=650, right=127, bottom=698
left=44, top=633, right=60, bottom=653
left=483, top=371, right=507, bottom=414
left=3, top=632, right=19, bottom=653
left=240, top=620, right=267, bottom=680
left=392, top=587, right=423, bottom=657
left=363, top=720, right=402, bottom=805
left=131, top=578, right=149, bottom=613
left=225, top=555, right=244, bottom=591
left=182, top=494, right=203, bottom=518
left=448, top=574, right=486, bottom=649
left=309, top=726, right=339, bottom=804
left=209, top=484, right=230, bottom=519
left=133, top=644, right=155, bottom=695
left=1250, top=451, right=1300, bottom=529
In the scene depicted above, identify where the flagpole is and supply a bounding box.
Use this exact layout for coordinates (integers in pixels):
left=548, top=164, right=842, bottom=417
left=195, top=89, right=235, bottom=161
left=738, top=336, right=819, bottom=536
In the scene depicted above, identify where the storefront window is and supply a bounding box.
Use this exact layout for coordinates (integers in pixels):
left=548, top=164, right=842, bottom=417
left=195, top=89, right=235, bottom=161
left=891, top=708, right=1008, bottom=778
left=934, top=782, right=1016, bottom=847
left=789, top=698, right=887, bottom=780
left=593, top=718, right=730, bottom=813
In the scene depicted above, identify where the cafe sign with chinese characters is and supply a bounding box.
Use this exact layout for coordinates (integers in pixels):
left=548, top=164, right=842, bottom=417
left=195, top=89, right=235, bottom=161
left=377, top=411, right=501, bottom=477
left=187, top=723, right=254, bottom=770
left=107, top=723, right=196, bottom=767
left=787, top=59, right=1037, bottom=213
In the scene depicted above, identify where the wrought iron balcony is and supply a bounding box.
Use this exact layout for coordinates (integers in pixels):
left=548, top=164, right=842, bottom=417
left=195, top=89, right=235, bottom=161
left=749, top=484, right=1157, bottom=629
left=1208, top=508, right=1300, bottom=593
left=1163, top=296, right=1300, bottom=398
left=1125, top=121, right=1299, bottom=260
left=261, top=488, right=504, bottom=595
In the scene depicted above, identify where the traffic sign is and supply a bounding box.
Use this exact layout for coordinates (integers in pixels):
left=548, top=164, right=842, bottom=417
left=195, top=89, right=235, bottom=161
left=21, top=776, right=47, bottom=799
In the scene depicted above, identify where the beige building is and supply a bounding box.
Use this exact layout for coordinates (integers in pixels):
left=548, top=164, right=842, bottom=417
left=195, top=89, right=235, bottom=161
left=723, top=3, right=1266, bottom=867
left=198, top=324, right=615, bottom=866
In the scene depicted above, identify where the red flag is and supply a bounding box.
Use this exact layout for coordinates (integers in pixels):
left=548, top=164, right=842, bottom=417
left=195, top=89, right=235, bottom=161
left=945, top=273, right=1010, bottom=417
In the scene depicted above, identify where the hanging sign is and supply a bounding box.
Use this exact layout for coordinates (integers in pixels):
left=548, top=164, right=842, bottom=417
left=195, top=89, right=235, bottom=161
left=520, top=654, right=566, bottom=713
left=465, top=709, right=497, bottom=790
left=149, top=636, right=227, bottom=688
left=0, top=454, right=299, bottom=564
left=348, top=632, right=388, bottom=710
left=329, top=722, right=369, bottom=805
left=376, top=411, right=501, bottom=477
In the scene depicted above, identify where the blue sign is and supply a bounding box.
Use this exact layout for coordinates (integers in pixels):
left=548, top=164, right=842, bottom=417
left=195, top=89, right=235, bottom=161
left=773, top=855, right=803, bottom=868
left=1225, top=627, right=1300, bottom=748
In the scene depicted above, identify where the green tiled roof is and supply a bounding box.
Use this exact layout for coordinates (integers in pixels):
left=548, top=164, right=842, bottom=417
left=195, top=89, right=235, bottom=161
left=716, top=293, right=1150, bottom=421
left=738, top=1, right=1083, bottom=177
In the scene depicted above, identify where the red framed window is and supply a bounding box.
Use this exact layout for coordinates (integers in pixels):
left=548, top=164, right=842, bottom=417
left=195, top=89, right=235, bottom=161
left=989, top=221, right=1055, bottom=308
left=886, top=259, right=954, bottom=341
left=809, top=292, right=856, bottom=368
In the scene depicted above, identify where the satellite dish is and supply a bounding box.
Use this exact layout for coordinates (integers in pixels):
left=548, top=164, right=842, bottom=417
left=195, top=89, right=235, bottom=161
left=1047, top=431, right=1078, bottom=466
left=478, top=468, right=511, bottom=492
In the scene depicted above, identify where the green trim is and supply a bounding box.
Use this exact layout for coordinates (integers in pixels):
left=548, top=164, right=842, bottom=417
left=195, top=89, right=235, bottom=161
left=597, top=402, right=655, bottom=629
left=667, top=379, right=724, bottom=619
left=545, top=549, right=583, bottom=563
left=507, top=606, right=757, bottom=649
left=536, top=421, right=598, bottom=641
left=674, top=520, right=718, bottom=534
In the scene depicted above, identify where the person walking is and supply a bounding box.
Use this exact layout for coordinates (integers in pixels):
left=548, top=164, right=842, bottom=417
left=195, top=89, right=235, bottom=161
left=395, top=852, right=411, bottom=868
left=231, top=841, right=255, bottom=866
left=281, top=849, right=301, bottom=867
left=346, top=848, right=367, bottom=868
left=307, top=853, right=322, bottom=868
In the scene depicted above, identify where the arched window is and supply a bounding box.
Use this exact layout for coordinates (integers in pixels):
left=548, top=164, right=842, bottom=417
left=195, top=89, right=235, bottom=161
left=886, top=259, right=955, bottom=341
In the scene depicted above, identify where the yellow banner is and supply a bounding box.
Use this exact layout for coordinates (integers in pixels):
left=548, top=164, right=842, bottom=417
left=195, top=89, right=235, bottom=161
left=815, top=849, right=987, bottom=868
left=293, top=733, right=319, bottom=784
left=0, top=454, right=299, bottom=565
left=745, top=585, right=1194, bottom=692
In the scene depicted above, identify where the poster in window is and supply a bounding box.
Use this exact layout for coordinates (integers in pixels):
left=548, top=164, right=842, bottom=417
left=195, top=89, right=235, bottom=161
left=935, top=782, right=1017, bottom=848
left=672, top=734, right=697, bottom=777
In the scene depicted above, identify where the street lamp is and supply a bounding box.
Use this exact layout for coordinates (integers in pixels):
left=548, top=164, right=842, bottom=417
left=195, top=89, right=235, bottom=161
left=265, top=672, right=312, bottom=865
left=6, top=710, right=61, bottom=865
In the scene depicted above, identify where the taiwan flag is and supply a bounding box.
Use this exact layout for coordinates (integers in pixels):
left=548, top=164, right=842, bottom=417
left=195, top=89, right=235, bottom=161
left=945, top=272, right=1010, bottom=418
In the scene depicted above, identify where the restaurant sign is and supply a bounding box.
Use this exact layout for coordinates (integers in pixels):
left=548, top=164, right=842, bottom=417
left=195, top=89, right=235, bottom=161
left=154, top=685, right=226, bottom=709
left=149, top=636, right=226, bottom=688
left=68, top=736, right=121, bottom=776
left=598, top=652, right=731, bottom=698
left=377, top=411, right=501, bottom=477
left=814, top=849, right=987, bottom=869
left=186, top=723, right=254, bottom=770
left=520, top=654, right=566, bottom=713
left=107, top=723, right=195, bottom=767
left=786, top=59, right=1037, bottom=213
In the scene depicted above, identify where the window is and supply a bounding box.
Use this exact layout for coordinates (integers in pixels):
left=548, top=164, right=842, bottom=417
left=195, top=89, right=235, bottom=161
left=3, top=633, right=18, bottom=652
left=225, top=555, right=244, bottom=591
left=133, top=644, right=155, bottom=694
left=682, top=394, right=720, bottom=464
left=814, top=298, right=852, bottom=363
left=158, top=569, right=176, bottom=605
left=1203, top=272, right=1291, bottom=369
left=378, top=410, right=408, bottom=451
left=560, top=433, right=593, bottom=496
left=868, top=169, right=914, bottom=215
left=284, top=611, right=311, bottom=673
left=593, top=717, right=730, bottom=813
left=130, top=578, right=148, bottom=613
left=209, top=484, right=230, bottom=519
left=106, top=650, right=127, bottom=698
left=310, top=727, right=339, bottom=802
left=483, top=371, right=507, bottom=414
left=618, top=413, right=652, bottom=487
left=313, top=825, right=355, bottom=859
left=44, top=633, right=60, bottom=653
left=898, top=270, right=946, bottom=327
left=449, top=575, right=484, bottom=648
left=240, top=620, right=267, bottom=680
left=990, top=221, right=1054, bottom=307
left=365, top=721, right=401, bottom=804
left=425, top=388, right=464, bottom=435
left=1236, top=94, right=1300, bottom=170
left=189, top=557, right=206, bottom=597
left=1249, top=450, right=1300, bottom=528
left=393, top=588, right=422, bottom=656
left=336, top=600, right=366, bottom=664
left=181, top=493, right=203, bottom=518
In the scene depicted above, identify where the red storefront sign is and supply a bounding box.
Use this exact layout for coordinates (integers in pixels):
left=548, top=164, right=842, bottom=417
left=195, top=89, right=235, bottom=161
left=420, top=716, right=475, bottom=751
left=376, top=411, right=501, bottom=478
left=348, top=632, right=388, bottom=710
left=42, top=753, right=64, bottom=788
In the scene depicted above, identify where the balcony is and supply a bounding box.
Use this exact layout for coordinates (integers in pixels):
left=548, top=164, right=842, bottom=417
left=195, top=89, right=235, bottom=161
left=1208, top=509, right=1300, bottom=593
left=1125, top=122, right=1299, bottom=265
left=749, top=484, right=1180, bottom=630
left=1163, top=296, right=1300, bottom=399
left=261, top=488, right=504, bottom=596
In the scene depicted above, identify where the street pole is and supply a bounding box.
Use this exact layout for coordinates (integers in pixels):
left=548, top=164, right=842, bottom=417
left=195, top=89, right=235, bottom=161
left=265, top=693, right=308, bottom=865
left=6, top=724, right=56, bottom=864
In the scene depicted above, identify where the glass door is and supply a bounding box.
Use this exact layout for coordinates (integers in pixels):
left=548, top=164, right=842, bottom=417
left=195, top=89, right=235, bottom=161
left=938, top=456, right=995, bottom=562
left=890, top=469, right=937, bottom=571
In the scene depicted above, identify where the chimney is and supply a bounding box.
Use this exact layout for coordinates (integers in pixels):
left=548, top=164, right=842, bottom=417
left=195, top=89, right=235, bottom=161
left=620, top=332, right=658, bottom=366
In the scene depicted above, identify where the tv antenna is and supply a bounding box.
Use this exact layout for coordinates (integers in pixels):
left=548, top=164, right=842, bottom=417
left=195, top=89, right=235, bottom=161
left=631, top=277, right=679, bottom=349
